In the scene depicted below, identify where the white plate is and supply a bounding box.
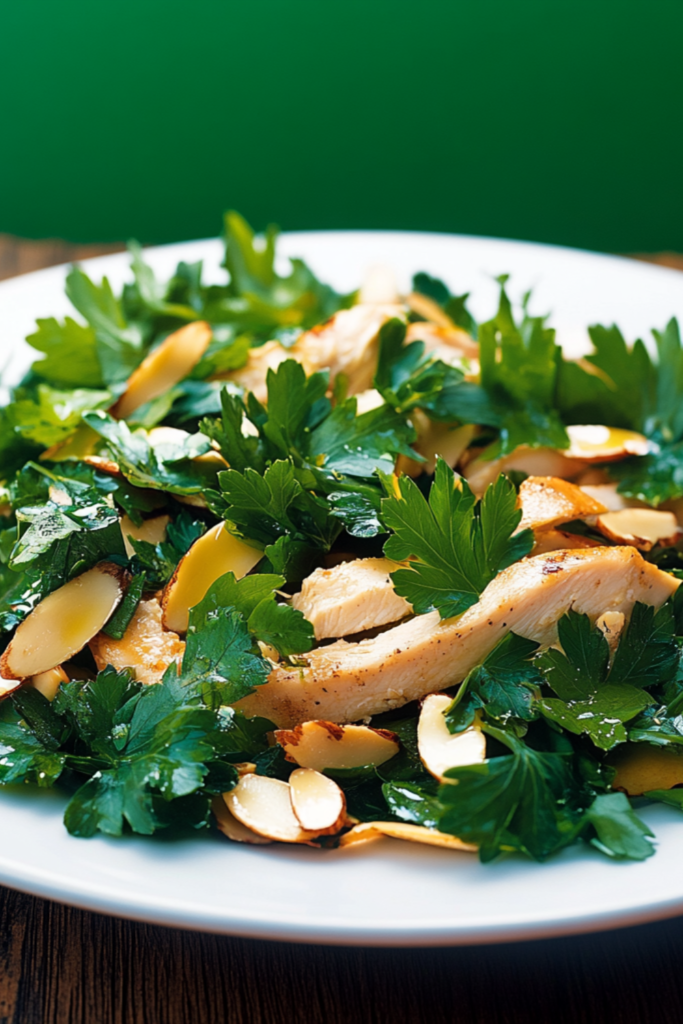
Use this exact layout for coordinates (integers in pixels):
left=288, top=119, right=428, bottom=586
left=3, top=232, right=683, bottom=947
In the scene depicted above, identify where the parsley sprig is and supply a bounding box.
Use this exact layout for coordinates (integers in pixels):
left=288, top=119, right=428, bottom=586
left=382, top=460, right=533, bottom=617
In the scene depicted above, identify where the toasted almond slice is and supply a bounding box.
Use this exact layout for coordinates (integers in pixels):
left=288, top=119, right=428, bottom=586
left=417, top=694, right=486, bottom=782
left=531, top=529, right=601, bottom=555
left=565, top=425, right=650, bottom=463
left=113, top=321, right=212, bottom=419
left=0, top=563, right=125, bottom=680
left=40, top=423, right=101, bottom=463
left=518, top=476, right=608, bottom=532
left=26, top=665, right=68, bottom=701
left=338, top=820, right=476, bottom=851
left=0, top=675, right=21, bottom=698
left=579, top=483, right=634, bottom=512
left=161, top=523, right=263, bottom=634
left=212, top=795, right=272, bottom=845
left=595, top=508, right=681, bottom=551
left=224, top=774, right=318, bottom=843
left=464, top=446, right=588, bottom=495
left=84, top=455, right=122, bottom=476
left=275, top=720, right=400, bottom=771
left=120, top=513, right=170, bottom=559
left=90, top=597, right=185, bottom=686
left=612, top=745, right=683, bottom=796
left=289, top=768, right=347, bottom=834
left=359, top=264, right=399, bottom=305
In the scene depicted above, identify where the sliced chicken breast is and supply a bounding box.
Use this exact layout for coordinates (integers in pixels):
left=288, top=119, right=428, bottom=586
left=291, top=558, right=412, bottom=640
left=90, top=598, right=185, bottom=686
left=294, top=304, right=404, bottom=395
left=235, top=546, right=678, bottom=728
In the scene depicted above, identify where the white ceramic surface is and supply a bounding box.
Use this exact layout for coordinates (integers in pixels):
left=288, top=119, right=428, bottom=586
left=2, top=232, right=683, bottom=946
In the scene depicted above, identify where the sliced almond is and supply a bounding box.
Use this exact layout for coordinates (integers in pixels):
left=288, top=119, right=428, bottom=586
left=120, top=513, right=170, bottom=559
left=531, top=529, right=601, bottom=555
left=517, top=476, right=607, bottom=533
left=40, top=423, right=100, bottom=463
left=212, top=795, right=272, bottom=845
left=224, top=774, right=318, bottom=843
left=275, top=720, right=400, bottom=771
left=26, top=665, right=68, bottom=701
left=289, top=768, right=347, bottom=834
left=595, top=508, right=681, bottom=551
left=113, top=321, right=212, bottom=419
left=417, top=694, right=486, bottom=782
left=161, top=523, right=263, bottom=633
left=564, top=424, right=650, bottom=463
left=464, top=446, right=588, bottom=495
left=612, top=745, right=683, bottom=796
left=0, top=675, right=21, bottom=699
left=90, top=597, right=185, bottom=686
left=579, top=482, right=634, bottom=512
left=83, top=455, right=122, bottom=476
left=338, top=820, right=476, bottom=851
left=0, top=563, right=125, bottom=680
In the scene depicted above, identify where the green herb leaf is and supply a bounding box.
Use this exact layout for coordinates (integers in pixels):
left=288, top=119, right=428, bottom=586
left=83, top=411, right=218, bottom=495
left=65, top=266, right=144, bottom=386
left=373, top=318, right=467, bottom=420
left=445, top=633, right=542, bottom=732
left=585, top=792, right=655, bottom=860
left=26, top=318, right=104, bottom=389
left=439, top=727, right=582, bottom=862
left=11, top=385, right=111, bottom=447
left=196, top=570, right=314, bottom=658
left=411, top=272, right=477, bottom=338
left=536, top=605, right=677, bottom=751
left=382, top=463, right=533, bottom=617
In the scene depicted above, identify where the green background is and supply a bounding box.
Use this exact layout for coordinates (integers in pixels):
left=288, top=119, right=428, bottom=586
left=2, top=1, right=682, bottom=252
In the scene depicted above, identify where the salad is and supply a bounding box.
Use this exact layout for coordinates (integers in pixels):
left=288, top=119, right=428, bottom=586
left=1, top=212, right=683, bottom=863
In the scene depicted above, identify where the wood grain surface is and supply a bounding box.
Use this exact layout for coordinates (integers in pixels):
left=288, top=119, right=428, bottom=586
left=2, top=235, right=683, bottom=1024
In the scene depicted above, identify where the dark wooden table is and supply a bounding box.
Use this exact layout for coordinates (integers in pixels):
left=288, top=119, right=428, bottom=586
left=2, top=235, right=683, bottom=1024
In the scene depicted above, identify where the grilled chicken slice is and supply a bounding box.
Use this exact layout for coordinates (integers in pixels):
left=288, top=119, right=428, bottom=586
left=290, top=558, right=412, bottom=640
left=235, top=546, right=678, bottom=728
left=222, top=340, right=302, bottom=404
left=293, top=304, right=404, bottom=395
left=90, top=598, right=185, bottom=686
left=530, top=529, right=601, bottom=555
